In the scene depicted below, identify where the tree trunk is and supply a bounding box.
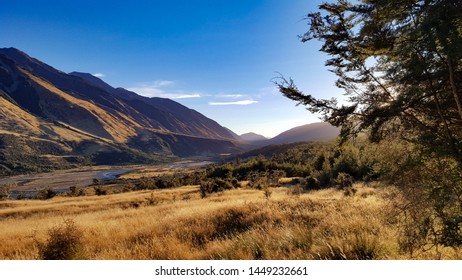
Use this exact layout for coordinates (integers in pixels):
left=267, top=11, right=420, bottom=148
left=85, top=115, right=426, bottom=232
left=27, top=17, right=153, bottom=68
left=448, top=59, right=462, bottom=121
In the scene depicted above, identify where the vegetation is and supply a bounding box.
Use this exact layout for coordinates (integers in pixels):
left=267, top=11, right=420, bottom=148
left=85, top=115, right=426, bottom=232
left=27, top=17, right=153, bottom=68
left=2, top=181, right=460, bottom=260
left=1, top=0, right=461, bottom=260
left=277, top=0, right=462, bottom=254
left=35, top=219, right=86, bottom=260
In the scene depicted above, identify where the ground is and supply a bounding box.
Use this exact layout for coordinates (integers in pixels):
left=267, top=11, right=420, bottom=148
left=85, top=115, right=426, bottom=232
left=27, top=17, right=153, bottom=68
left=1, top=179, right=460, bottom=260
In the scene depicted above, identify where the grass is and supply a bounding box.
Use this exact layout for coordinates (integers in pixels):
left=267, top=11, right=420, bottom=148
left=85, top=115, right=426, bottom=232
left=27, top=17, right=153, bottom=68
left=0, top=183, right=460, bottom=260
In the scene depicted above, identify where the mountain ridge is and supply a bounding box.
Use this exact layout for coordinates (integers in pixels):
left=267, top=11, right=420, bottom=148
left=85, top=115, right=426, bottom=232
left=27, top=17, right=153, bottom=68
left=0, top=47, right=240, bottom=175
left=242, top=122, right=340, bottom=147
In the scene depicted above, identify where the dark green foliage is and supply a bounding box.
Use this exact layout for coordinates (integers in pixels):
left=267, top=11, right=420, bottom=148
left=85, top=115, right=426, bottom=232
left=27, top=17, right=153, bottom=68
left=68, top=186, right=85, bottom=197
left=305, top=176, right=320, bottom=190
left=396, top=157, right=462, bottom=251
left=335, top=173, right=353, bottom=189
left=0, top=183, right=12, bottom=200
left=208, top=155, right=310, bottom=181
left=37, top=188, right=56, bottom=200
left=37, top=219, right=86, bottom=260
left=277, top=0, right=462, bottom=162
left=200, top=178, right=237, bottom=198
left=93, top=186, right=107, bottom=196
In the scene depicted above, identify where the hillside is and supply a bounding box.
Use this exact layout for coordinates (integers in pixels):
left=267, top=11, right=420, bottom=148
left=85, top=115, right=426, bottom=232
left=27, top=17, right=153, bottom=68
left=242, top=122, right=339, bottom=147
left=240, top=132, right=267, bottom=142
left=261, top=122, right=339, bottom=146
left=0, top=48, right=240, bottom=174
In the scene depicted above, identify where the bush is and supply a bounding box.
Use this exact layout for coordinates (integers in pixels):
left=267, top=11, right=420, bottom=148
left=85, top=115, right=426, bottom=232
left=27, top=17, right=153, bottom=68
left=69, top=186, right=85, bottom=197
left=335, top=173, right=353, bottom=189
left=394, top=157, right=462, bottom=253
left=199, top=178, right=236, bottom=198
left=37, top=188, right=57, bottom=200
left=94, top=186, right=107, bottom=196
left=305, top=176, right=320, bottom=190
left=37, top=219, right=86, bottom=260
left=0, top=184, right=12, bottom=200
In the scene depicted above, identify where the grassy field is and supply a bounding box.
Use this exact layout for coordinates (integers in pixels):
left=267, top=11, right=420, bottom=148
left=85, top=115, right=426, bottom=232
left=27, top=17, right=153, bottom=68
left=0, top=182, right=460, bottom=260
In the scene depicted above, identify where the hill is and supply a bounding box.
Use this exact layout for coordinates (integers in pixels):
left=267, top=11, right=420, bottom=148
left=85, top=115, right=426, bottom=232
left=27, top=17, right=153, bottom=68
left=244, top=122, right=339, bottom=147
left=267, top=122, right=339, bottom=144
left=240, top=132, right=268, bottom=142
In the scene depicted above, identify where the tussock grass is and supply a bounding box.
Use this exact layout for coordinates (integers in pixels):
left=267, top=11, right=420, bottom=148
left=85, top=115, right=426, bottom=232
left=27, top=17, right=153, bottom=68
left=0, top=183, right=459, bottom=259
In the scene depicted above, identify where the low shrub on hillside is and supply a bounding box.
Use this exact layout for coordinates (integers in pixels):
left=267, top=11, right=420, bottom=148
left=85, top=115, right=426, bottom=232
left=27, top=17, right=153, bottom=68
left=36, top=219, right=86, bottom=260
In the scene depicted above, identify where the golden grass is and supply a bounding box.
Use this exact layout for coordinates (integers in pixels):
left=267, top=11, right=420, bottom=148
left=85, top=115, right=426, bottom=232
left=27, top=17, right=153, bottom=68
left=0, top=183, right=460, bottom=260
left=21, top=68, right=139, bottom=142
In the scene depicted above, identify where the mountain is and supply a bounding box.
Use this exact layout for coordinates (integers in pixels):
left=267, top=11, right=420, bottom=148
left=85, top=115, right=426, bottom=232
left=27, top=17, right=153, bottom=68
left=267, top=122, right=340, bottom=145
left=0, top=47, right=240, bottom=175
left=69, top=72, right=235, bottom=140
left=240, top=132, right=268, bottom=142
left=248, top=122, right=340, bottom=147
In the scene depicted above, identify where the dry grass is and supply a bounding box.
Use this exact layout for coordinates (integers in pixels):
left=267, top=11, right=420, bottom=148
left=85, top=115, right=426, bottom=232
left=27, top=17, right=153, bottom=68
left=0, top=183, right=460, bottom=260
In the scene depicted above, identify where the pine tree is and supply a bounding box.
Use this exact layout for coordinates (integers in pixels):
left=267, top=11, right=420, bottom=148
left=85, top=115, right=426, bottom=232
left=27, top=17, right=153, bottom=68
left=277, top=0, right=462, bottom=162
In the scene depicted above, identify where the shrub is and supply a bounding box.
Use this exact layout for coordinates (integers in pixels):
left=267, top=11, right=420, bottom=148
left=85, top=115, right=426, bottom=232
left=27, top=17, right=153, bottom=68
left=37, top=188, right=57, bottom=200
left=263, top=186, right=272, bottom=200
left=37, top=219, right=86, bottom=260
left=0, top=184, right=12, bottom=200
left=145, top=193, right=158, bottom=206
left=305, top=176, right=320, bottom=190
left=94, top=186, right=107, bottom=196
left=69, top=186, right=85, bottom=197
left=199, top=178, right=235, bottom=198
left=335, top=173, right=353, bottom=189
left=393, top=157, right=462, bottom=254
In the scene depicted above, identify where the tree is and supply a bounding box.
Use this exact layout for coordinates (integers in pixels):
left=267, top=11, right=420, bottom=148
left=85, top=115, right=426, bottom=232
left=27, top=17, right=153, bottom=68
left=277, top=0, right=462, bottom=252
left=277, top=0, right=462, bottom=162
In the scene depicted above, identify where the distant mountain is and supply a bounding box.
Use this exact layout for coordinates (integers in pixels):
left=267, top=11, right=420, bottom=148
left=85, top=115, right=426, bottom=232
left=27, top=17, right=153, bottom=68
left=0, top=47, right=240, bottom=175
left=267, top=122, right=340, bottom=145
left=240, top=132, right=268, bottom=142
left=223, top=127, right=242, bottom=141
left=248, top=122, right=339, bottom=147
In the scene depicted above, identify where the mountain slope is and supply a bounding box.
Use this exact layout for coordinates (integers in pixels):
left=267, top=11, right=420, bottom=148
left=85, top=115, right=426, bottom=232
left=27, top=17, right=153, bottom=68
left=70, top=71, right=236, bottom=140
left=267, top=122, right=340, bottom=145
left=240, top=132, right=268, bottom=142
left=246, top=122, right=339, bottom=147
left=0, top=48, right=240, bottom=174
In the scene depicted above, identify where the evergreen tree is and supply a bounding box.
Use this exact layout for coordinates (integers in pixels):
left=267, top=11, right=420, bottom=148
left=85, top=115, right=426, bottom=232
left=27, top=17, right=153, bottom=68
left=277, top=0, right=462, bottom=162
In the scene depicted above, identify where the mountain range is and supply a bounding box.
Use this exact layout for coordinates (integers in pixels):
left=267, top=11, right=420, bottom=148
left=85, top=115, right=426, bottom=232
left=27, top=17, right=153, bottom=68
left=0, top=47, right=241, bottom=174
left=0, top=47, right=339, bottom=175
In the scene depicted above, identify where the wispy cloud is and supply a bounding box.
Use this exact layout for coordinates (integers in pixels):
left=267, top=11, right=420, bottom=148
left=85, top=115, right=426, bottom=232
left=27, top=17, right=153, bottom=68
left=128, top=80, right=201, bottom=99
left=169, top=94, right=201, bottom=99
left=208, top=100, right=258, bottom=106
left=219, top=94, right=243, bottom=99
left=93, top=73, right=105, bottom=78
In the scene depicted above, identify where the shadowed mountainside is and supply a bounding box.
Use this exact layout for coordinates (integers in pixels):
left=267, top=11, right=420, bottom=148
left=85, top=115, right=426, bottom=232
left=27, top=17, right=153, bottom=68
left=0, top=48, right=240, bottom=175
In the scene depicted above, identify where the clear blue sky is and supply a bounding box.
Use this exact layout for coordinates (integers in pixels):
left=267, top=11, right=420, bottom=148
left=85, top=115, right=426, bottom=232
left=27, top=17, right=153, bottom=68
left=0, top=0, right=342, bottom=137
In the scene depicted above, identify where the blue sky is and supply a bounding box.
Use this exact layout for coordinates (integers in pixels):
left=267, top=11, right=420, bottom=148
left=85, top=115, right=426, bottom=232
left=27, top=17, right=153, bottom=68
left=0, top=0, right=342, bottom=137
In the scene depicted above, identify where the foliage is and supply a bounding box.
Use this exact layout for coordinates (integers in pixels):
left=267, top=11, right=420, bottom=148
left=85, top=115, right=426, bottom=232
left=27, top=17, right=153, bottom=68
left=0, top=183, right=12, bottom=200
left=277, top=0, right=462, bottom=162
left=68, top=186, right=85, bottom=197
left=276, top=0, right=462, bottom=252
left=37, top=188, right=56, bottom=200
left=93, top=186, right=107, bottom=196
left=36, top=219, right=86, bottom=260
left=335, top=173, right=354, bottom=189
left=199, top=178, right=237, bottom=198
left=392, top=156, right=462, bottom=253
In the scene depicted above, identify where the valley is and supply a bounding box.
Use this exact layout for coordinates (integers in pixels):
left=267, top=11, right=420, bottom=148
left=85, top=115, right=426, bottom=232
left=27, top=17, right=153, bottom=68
left=0, top=160, right=215, bottom=195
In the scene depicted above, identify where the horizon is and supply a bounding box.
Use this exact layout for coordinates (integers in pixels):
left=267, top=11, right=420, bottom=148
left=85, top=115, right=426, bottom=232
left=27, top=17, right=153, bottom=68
left=0, top=0, right=343, bottom=138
